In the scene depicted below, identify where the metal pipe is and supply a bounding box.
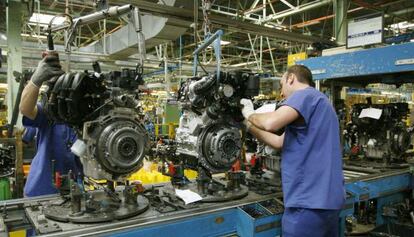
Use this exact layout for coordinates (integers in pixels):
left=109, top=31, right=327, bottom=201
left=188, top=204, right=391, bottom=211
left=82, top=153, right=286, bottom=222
left=51, top=4, right=134, bottom=32
left=193, top=30, right=223, bottom=81
left=244, top=0, right=277, bottom=15
left=247, top=34, right=260, bottom=70
left=179, top=35, right=183, bottom=76
left=7, top=72, right=28, bottom=138
left=193, top=30, right=223, bottom=55
left=386, top=6, right=414, bottom=17
left=164, top=44, right=171, bottom=96
left=194, top=0, right=199, bottom=51
left=263, top=0, right=332, bottom=23
left=210, top=7, right=259, bottom=21
left=266, top=37, right=277, bottom=73
left=292, top=7, right=363, bottom=28
left=126, top=0, right=327, bottom=44
left=292, top=4, right=414, bottom=29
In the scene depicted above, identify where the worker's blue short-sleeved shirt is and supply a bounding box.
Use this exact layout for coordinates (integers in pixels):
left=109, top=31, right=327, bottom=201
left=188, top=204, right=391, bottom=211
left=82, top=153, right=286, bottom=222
left=23, top=105, right=82, bottom=197
left=22, top=127, right=37, bottom=144
left=281, top=87, right=345, bottom=209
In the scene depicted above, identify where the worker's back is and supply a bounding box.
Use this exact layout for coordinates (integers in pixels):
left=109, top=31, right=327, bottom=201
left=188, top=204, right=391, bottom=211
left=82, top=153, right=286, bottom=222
left=281, top=87, right=345, bottom=210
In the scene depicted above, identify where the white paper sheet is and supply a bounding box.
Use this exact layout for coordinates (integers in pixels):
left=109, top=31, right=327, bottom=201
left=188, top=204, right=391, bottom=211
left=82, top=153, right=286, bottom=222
left=255, top=103, right=276, bottom=114
left=175, top=189, right=203, bottom=205
left=358, top=108, right=382, bottom=120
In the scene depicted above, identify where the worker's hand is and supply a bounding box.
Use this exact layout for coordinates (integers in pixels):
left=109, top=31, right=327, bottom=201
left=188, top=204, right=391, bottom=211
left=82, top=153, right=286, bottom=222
left=240, top=98, right=255, bottom=119
left=31, top=55, right=64, bottom=88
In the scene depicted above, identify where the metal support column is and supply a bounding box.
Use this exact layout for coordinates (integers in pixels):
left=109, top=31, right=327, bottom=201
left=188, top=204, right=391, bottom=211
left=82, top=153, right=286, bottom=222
left=6, top=1, right=22, bottom=128
left=266, top=37, right=277, bottom=73
left=247, top=34, right=260, bottom=70
left=259, top=36, right=263, bottom=71
left=334, top=0, right=348, bottom=45
left=179, top=35, right=183, bottom=76
left=315, top=80, right=320, bottom=91
left=259, top=0, right=266, bottom=72
left=194, top=0, right=199, bottom=50
left=164, top=44, right=171, bottom=96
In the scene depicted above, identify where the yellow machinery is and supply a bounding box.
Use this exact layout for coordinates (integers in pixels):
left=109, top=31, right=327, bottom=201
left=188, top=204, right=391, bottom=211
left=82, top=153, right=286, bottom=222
left=128, top=162, right=197, bottom=185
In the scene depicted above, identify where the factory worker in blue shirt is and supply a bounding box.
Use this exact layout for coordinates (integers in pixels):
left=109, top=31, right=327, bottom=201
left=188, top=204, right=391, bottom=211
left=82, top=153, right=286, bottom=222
left=241, top=65, right=345, bottom=237
left=19, top=55, right=83, bottom=197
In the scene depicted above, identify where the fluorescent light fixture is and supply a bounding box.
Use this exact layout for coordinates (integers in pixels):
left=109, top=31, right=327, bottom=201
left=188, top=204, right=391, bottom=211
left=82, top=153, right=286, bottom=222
left=264, top=23, right=288, bottom=31
left=29, top=13, right=65, bottom=26
left=21, top=33, right=47, bottom=39
left=390, top=21, right=414, bottom=30
left=205, top=40, right=231, bottom=49
left=220, top=40, right=231, bottom=45
left=229, top=61, right=257, bottom=67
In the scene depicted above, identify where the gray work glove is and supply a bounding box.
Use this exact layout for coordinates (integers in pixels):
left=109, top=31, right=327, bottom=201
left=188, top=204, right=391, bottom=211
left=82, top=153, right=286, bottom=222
left=31, top=55, right=64, bottom=87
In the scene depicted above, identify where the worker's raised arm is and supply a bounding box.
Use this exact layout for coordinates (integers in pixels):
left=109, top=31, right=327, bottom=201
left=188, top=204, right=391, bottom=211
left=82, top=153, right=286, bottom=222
left=20, top=82, right=40, bottom=120
left=240, top=98, right=300, bottom=133
left=249, top=106, right=299, bottom=132
left=19, top=55, right=64, bottom=120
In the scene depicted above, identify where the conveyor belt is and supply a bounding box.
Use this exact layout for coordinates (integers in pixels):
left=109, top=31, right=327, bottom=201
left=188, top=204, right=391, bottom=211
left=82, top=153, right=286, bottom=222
left=343, top=169, right=371, bottom=180
left=1, top=165, right=411, bottom=237
left=24, top=189, right=280, bottom=237
left=344, top=166, right=410, bottom=183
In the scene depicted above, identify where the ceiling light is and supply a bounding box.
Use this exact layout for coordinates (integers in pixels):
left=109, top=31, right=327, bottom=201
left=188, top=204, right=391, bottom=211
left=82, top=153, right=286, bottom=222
left=220, top=40, right=231, bottom=45
left=205, top=40, right=231, bottom=49
left=0, top=33, right=6, bottom=41
left=390, top=21, right=414, bottom=30
left=21, top=33, right=47, bottom=39
left=29, top=13, right=65, bottom=26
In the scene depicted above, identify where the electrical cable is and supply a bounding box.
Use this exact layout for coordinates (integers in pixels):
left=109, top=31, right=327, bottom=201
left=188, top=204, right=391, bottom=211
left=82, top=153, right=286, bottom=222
left=197, top=58, right=208, bottom=74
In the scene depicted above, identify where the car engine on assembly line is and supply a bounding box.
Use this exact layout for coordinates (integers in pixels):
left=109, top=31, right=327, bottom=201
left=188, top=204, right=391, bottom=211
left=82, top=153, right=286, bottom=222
left=40, top=63, right=151, bottom=223
left=44, top=63, right=149, bottom=181
left=344, top=102, right=413, bottom=164
left=172, top=71, right=260, bottom=201
left=175, top=71, right=259, bottom=173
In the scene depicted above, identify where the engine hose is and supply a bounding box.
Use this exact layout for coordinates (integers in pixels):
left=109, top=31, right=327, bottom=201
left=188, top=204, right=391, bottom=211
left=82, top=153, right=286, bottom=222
left=193, top=75, right=216, bottom=95
left=0, top=171, right=14, bottom=178
left=206, top=106, right=219, bottom=120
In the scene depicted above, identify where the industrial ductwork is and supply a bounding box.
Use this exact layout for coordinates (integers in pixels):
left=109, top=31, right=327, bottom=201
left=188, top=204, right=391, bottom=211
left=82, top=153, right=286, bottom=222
left=80, top=0, right=193, bottom=59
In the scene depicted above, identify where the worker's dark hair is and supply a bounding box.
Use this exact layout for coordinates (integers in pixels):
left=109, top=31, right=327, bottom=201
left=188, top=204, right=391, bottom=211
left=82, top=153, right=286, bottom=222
left=287, top=65, right=314, bottom=87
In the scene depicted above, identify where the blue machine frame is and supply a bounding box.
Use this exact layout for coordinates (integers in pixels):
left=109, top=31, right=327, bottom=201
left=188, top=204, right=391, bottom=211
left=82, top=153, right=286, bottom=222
left=108, top=202, right=282, bottom=237
left=298, top=42, right=414, bottom=82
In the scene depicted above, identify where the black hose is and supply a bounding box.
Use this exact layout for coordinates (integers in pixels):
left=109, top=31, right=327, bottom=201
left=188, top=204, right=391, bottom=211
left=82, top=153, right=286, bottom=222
left=193, top=75, right=216, bottom=95
left=8, top=72, right=30, bottom=137
left=0, top=171, right=14, bottom=178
